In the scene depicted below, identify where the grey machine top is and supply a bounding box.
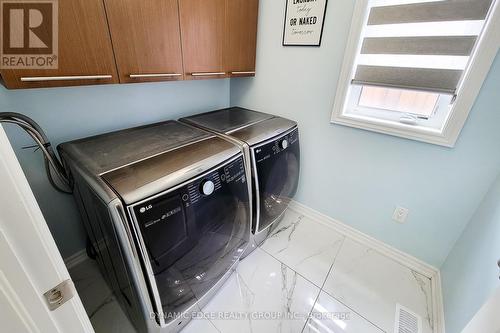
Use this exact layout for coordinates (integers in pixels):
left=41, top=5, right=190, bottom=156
left=180, top=107, right=273, bottom=133
left=180, top=107, right=298, bottom=147
left=58, top=120, right=240, bottom=204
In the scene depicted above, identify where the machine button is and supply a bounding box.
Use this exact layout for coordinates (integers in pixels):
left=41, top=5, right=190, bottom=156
left=280, top=139, right=289, bottom=149
left=200, top=180, right=215, bottom=196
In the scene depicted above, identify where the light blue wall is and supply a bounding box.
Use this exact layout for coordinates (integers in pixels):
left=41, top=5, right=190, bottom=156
left=230, top=0, right=500, bottom=266
left=1, top=0, right=498, bottom=270
left=0, top=79, right=230, bottom=258
left=441, top=172, right=500, bottom=333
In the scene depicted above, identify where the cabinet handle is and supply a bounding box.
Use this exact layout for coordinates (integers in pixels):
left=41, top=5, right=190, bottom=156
left=129, top=73, right=182, bottom=78
left=20, top=75, right=113, bottom=82
left=190, top=72, right=226, bottom=77
left=230, top=71, right=255, bottom=75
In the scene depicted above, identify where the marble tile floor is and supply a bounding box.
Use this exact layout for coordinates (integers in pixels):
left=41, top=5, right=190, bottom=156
left=69, top=207, right=435, bottom=333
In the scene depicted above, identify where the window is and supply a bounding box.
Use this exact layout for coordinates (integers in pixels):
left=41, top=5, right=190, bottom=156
left=331, top=0, right=499, bottom=147
left=358, top=86, right=439, bottom=117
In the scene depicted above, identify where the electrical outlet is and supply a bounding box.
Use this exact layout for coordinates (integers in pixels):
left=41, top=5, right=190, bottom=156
left=393, top=206, right=409, bottom=223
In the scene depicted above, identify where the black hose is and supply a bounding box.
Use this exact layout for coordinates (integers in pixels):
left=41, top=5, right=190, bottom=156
left=0, top=112, right=50, bottom=142
left=43, top=156, right=73, bottom=194
left=0, top=112, right=73, bottom=194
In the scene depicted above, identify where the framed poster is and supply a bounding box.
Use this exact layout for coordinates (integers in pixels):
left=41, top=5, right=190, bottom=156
left=283, top=0, right=328, bottom=46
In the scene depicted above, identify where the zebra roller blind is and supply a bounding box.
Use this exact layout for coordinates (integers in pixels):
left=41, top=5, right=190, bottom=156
left=352, top=0, right=495, bottom=95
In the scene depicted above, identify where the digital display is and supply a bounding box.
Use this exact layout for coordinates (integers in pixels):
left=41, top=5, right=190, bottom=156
left=224, top=158, right=245, bottom=183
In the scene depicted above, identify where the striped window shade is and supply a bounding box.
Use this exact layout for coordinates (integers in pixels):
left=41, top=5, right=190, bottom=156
left=352, top=0, right=495, bottom=95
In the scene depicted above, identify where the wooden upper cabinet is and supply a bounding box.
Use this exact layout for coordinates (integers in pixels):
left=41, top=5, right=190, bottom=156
left=178, top=0, right=227, bottom=79
left=0, top=0, right=259, bottom=88
left=104, top=0, right=184, bottom=83
left=226, top=0, right=259, bottom=77
left=0, top=0, right=118, bottom=89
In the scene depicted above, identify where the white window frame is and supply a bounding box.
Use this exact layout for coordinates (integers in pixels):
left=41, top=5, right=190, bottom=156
left=331, top=0, right=500, bottom=147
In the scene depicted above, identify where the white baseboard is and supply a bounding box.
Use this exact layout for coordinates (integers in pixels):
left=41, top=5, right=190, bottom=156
left=64, top=248, right=89, bottom=270
left=288, top=200, right=446, bottom=333
left=432, top=271, right=446, bottom=333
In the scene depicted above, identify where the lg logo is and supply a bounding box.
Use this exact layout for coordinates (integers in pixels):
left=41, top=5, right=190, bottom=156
left=1, top=0, right=58, bottom=69
left=139, top=205, right=153, bottom=214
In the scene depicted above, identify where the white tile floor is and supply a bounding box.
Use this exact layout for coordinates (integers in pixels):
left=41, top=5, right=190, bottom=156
left=69, top=207, right=435, bottom=333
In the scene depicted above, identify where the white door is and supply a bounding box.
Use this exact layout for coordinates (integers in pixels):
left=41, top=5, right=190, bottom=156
left=461, top=287, right=500, bottom=333
left=0, top=125, right=93, bottom=333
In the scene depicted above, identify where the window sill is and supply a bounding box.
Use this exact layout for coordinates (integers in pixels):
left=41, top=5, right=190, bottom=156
left=331, top=112, right=455, bottom=147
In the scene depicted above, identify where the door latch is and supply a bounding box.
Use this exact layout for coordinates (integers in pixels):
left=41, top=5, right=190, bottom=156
left=43, top=279, right=75, bottom=311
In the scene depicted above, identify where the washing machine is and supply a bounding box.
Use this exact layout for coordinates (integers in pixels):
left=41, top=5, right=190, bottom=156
left=58, top=120, right=250, bottom=332
left=180, top=107, right=300, bottom=248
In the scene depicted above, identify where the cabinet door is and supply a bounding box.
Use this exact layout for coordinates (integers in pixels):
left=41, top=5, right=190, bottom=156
left=0, top=0, right=118, bottom=89
left=104, top=0, right=184, bottom=84
left=178, top=0, right=227, bottom=80
left=226, top=0, right=259, bottom=77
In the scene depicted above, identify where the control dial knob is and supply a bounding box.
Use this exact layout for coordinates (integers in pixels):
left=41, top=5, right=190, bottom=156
left=280, top=139, right=289, bottom=150
left=200, top=180, right=215, bottom=196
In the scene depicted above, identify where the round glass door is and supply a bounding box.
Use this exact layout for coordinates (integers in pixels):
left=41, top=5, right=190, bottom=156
left=254, top=128, right=300, bottom=232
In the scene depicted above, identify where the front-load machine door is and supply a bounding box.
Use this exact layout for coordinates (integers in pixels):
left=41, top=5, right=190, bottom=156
left=128, top=155, right=250, bottom=326
left=252, top=127, right=300, bottom=233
